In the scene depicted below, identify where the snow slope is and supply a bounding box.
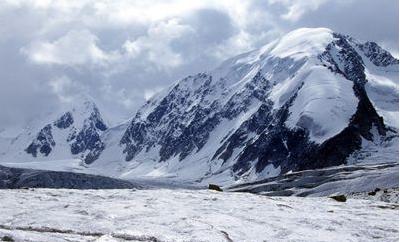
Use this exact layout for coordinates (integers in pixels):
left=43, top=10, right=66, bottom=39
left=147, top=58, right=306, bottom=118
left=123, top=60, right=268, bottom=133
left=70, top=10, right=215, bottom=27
left=1, top=96, right=108, bottom=164
left=0, top=28, right=398, bottom=184
left=0, top=188, right=398, bottom=242
left=115, top=27, right=399, bottom=183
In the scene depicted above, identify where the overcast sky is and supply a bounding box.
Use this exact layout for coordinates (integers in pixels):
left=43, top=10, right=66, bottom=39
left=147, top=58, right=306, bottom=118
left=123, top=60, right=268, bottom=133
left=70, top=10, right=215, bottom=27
left=0, top=0, right=398, bottom=132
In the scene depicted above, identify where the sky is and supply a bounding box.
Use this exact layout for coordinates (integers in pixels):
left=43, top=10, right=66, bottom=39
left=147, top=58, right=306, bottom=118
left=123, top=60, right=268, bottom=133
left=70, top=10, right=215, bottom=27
left=0, top=0, right=398, bottom=133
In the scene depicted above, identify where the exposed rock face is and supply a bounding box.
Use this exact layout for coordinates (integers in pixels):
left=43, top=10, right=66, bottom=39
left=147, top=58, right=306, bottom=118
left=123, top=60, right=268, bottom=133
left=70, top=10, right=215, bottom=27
left=3, top=28, right=398, bottom=183
left=357, top=41, right=399, bottom=67
left=53, top=112, right=74, bottom=129
left=121, top=72, right=272, bottom=163
left=70, top=106, right=108, bottom=164
left=119, top=28, right=398, bottom=179
left=25, top=125, right=55, bottom=157
left=24, top=101, right=108, bottom=164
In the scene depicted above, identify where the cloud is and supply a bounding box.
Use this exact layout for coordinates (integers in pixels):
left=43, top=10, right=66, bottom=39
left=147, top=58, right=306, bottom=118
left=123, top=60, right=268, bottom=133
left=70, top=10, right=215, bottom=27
left=144, top=87, right=164, bottom=101
left=123, top=19, right=194, bottom=71
left=0, top=0, right=397, bottom=130
left=48, top=75, right=86, bottom=103
left=268, top=0, right=330, bottom=21
left=22, top=29, right=116, bottom=66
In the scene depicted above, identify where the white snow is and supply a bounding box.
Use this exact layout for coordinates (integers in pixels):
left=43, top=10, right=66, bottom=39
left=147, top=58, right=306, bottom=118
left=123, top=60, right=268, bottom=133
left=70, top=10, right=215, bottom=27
left=347, top=135, right=399, bottom=165
left=108, top=28, right=343, bottom=182
left=364, top=63, right=399, bottom=129
left=269, top=28, right=334, bottom=60
left=285, top=65, right=358, bottom=143
left=0, top=188, right=398, bottom=242
left=0, top=28, right=398, bottom=184
left=0, top=96, right=107, bottom=164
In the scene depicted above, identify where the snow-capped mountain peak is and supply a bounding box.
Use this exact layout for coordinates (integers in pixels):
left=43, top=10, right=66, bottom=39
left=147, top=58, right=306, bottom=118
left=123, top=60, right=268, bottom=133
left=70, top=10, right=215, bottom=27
left=0, top=28, right=398, bottom=184
left=268, top=27, right=334, bottom=59
left=3, top=97, right=108, bottom=164
left=118, top=28, right=398, bottom=183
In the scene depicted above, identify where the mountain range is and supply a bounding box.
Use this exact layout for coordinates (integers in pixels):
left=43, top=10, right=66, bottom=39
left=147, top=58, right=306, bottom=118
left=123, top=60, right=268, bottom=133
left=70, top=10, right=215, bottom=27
left=0, top=28, right=398, bottom=185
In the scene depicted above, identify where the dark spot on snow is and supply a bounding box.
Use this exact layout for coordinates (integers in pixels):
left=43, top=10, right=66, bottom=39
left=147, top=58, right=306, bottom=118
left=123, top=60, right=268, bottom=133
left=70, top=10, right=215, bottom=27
left=1, top=235, right=14, bottom=242
left=374, top=204, right=398, bottom=210
left=208, top=184, right=223, bottom=192
left=329, top=195, right=347, bottom=202
left=220, top=230, right=233, bottom=242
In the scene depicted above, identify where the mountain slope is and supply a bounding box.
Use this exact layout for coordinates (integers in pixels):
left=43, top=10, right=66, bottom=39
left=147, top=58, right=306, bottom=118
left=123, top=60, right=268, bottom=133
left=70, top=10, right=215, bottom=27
left=116, top=28, right=398, bottom=183
left=1, top=98, right=108, bottom=164
left=0, top=28, right=398, bottom=184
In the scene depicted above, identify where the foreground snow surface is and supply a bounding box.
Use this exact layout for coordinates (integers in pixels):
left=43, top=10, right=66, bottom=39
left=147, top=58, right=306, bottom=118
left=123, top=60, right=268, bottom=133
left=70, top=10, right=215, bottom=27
left=0, top=189, right=398, bottom=242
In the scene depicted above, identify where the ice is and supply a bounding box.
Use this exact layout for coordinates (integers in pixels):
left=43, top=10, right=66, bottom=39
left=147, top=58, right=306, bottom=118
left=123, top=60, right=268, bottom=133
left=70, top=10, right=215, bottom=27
left=0, top=188, right=398, bottom=241
left=0, top=28, right=398, bottom=184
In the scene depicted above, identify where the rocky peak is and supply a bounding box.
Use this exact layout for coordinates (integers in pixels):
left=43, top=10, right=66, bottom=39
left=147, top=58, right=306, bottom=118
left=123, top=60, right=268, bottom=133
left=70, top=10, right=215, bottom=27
left=6, top=28, right=397, bottom=183
left=357, top=41, right=399, bottom=67
left=25, top=124, right=55, bottom=157
left=118, top=28, right=398, bottom=181
left=54, top=112, right=74, bottom=129
left=24, top=99, right=108, bottom=163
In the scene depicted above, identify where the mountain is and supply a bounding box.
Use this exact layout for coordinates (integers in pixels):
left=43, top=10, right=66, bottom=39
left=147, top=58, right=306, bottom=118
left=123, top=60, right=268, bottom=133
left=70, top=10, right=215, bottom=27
left=116, top=28, right=398, bottom=183
left=1, top=97, right=108, bottom=164
left=0, top=28, right=398, bottom=184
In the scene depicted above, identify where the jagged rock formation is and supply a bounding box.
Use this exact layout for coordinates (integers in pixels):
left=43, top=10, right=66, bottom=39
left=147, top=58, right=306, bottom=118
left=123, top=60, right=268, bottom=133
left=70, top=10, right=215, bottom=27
left=1, top=28, right=398, bottom=183
left=25, top=124, right=55, bottom=157
left=118, top=28, right=398, bottom=181
left=23, top=99, right=108, bottom=164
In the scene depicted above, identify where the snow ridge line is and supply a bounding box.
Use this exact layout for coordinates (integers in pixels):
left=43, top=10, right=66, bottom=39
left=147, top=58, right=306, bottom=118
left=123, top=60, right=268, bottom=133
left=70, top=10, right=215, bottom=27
left=0, top=224, right=162, bottom=241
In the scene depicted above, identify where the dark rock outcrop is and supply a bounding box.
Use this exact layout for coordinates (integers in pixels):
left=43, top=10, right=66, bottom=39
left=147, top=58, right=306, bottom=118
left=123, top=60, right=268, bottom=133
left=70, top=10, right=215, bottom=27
left=53, top=112, right=74, bottom=129
left=357, top=41, right=399, bottom=67
left=329, top=195, right=347, bottom=202
left=226, top=163, right=398, bottom=197
left=208, top=184, right=223, bottom=192
left=25, top=124, right=55, bottom=157
left=0, top=165, right=137, bottom=189
left=119, top=32, right=398, bottom=179
left=25, top=102, right=108, bottom=164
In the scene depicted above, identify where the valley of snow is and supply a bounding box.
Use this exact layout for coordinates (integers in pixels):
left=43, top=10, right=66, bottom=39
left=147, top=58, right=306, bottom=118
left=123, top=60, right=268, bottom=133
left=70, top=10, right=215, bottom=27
left=0, top=188, right=398, bottom=242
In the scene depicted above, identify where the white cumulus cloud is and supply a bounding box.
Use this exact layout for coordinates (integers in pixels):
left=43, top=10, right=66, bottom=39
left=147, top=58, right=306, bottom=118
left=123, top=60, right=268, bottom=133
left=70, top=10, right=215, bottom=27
left=22, top=29, right=116, bottom=66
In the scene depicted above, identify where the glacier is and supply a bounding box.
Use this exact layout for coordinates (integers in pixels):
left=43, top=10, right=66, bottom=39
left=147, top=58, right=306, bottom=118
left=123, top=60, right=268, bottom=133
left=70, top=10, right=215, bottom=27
left=0, top=188, right=398, bottom=241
